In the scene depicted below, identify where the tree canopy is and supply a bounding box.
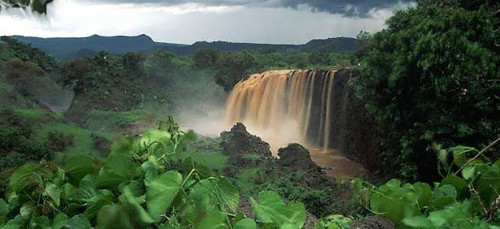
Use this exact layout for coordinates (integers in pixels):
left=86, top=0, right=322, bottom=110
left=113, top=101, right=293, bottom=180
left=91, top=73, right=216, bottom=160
left=352, top=0, right=500, bottom=180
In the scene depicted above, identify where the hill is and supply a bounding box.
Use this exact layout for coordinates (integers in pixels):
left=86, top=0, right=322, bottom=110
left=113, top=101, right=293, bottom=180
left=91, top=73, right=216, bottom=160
left=12, top=34, right=357, bottom=58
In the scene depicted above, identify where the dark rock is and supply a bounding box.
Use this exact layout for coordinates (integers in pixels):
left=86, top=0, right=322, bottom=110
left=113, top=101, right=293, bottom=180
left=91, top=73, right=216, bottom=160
left=350, top=216, right=395, bottom=229
left=278, top=143, right=319, bottom=171
left=220, top=122, right=272, bottom=159
left=277, top=144, right=334, bottom=189
left=328, top=69, right=381, bottom=172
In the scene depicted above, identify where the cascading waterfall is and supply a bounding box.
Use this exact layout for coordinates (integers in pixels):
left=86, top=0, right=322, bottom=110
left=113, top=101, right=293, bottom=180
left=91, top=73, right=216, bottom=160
left=225, top=69, right=337, bottom=152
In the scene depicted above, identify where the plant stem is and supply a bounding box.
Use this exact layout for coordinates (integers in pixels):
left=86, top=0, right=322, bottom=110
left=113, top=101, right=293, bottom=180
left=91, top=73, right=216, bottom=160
left=455, top=136, right=500, bottom=175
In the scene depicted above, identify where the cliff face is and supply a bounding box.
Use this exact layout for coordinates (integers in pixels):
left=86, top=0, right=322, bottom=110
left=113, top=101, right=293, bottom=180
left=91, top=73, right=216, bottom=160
left=327, top=69, right=381, bottom=172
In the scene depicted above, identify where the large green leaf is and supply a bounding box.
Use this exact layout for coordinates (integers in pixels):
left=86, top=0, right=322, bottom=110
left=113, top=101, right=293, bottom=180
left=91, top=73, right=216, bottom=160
left=475, top=166, right=500, bottom=207
left=370, top=179, right=421, bottom=226
left=427, top=201, right=480, bottom=228
left=413, top=182, right=432, bottom=208
left=141, top=155, right=161, bottom=185
left=97, top=204, right=134, bottom=229
left=250, top=191, right=306, bottom=228
left=96, top=153, right=136, bottom=190
left=186, top=180, right=216, bottom=223
left=402, top=215, right=432, bottom=228
left=63, top=215, right=92, bottom=229
left=0, top=199, right=8, bottom=225
left=146, top=171, right=183, bottom=221
left=1, top=215, right=25, bottom=229
left=43, top=183, right=62, bottom=207
left=121, top=186, right=155, bottom=225
left=430, top=185, right=457, bottom=210
left=83, top=189, right=115, bottom=219
left=65, top=154, right=99, bottom=186
left=193, top=210, right=226, bottom=229
left=140, top=129, right=171, bottom=148
left=20, top=202, right=35, bottom=220
left=449, top=146, right=477, bottom=167
left=442, top=175, right=468, bottom=200
left=210, top=177, right=240, bottom=213
left=32, top=216, right=50, bottom=229
left=8, top=163, right=38, bottom=192
left=233, top=218, right=257, bottom=229
left=52, top=213, right=69, bottom=229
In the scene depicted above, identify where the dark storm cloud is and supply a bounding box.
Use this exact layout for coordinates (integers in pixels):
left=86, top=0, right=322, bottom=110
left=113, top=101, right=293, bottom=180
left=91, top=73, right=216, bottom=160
left=279, top=0, right=414, bottom=17
left=95, top=0, right=414, bottom=17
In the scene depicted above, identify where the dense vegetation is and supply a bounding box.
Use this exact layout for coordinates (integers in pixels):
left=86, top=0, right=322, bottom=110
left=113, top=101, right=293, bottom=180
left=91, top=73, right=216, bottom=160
left=352, top=0, right=500, bottom=181
left=0, top=120, right=309, bottom=228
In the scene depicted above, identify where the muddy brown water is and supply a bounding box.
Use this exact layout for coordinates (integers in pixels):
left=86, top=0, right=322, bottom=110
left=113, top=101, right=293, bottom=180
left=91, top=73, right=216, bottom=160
left=308, top=147, right=366, bottom=178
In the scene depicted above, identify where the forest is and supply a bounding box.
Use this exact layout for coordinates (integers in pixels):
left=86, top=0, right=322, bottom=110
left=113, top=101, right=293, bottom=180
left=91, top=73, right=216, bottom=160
left=0, top=0, right=499, bottom=228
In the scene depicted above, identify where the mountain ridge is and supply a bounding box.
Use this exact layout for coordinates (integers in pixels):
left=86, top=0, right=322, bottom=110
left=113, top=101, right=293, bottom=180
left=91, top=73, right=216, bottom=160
left=10, top=34, right=357, bottom=58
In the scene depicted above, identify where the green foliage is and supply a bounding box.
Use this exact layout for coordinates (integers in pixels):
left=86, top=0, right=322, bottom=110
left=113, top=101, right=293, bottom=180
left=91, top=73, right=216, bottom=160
left=365, top=145, right=500, bottom=228
left=250, top=191, right=306, bottom=228
left=0, top=36, right=57, bottom=72
left=0, top=118, right=306, bottom=228
left=351, top=0, right=500, bottom=180
left=190, top=48, right=357, bottom=90
left=192, top=48, right=220, bottom=68
left=315, top=215, right=354, bottom=229
left=47, top=131, right=75, bottom=152
left=258, top=172, right=340, bottom=218
left=0, top=110, right=54, bottom=195
left=121, top=52, right=145, bottom=76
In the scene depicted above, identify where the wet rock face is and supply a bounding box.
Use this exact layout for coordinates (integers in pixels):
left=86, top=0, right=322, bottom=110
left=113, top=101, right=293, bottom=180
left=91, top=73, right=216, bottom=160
left=220, top=122, right=272, bottom=159
left=278, top=143, right=319, bottom=171
left=328, top=69, right=381, bottom=172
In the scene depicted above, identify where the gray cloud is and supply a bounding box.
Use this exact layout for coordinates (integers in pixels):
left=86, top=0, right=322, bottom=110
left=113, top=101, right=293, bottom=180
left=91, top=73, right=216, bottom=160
left=93, top=0, right=414, bottom=17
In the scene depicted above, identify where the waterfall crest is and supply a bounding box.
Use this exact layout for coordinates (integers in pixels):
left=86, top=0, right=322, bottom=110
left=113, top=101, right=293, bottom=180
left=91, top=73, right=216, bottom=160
left=225, top=69, right=337, bottom=152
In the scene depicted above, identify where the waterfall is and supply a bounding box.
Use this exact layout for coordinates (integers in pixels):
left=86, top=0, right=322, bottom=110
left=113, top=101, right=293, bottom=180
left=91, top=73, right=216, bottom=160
left=224, top=69, right=337, bottom=152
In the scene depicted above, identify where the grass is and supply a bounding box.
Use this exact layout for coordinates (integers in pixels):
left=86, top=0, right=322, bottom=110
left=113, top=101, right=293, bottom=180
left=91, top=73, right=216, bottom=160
left=13, top=108, right=63, bottom=120
left=84, top=109, right=156, bottom=132
left=170, top=149, right=228, bottom=171
left=35, top=122, right=93, bottom=153
left=34, top=122, right=111, bottom=163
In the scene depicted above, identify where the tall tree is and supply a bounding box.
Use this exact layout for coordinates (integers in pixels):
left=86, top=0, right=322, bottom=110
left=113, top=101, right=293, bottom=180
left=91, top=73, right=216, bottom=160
left=352, top=0, right=500, bottom=181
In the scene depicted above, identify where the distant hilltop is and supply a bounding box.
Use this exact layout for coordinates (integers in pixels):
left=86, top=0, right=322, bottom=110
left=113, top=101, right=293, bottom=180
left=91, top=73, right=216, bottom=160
left=10, top=34, right=357, bottom=59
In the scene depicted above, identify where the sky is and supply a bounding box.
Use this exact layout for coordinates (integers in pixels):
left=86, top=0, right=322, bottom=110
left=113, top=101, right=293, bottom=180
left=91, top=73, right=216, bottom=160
left=0, top=0, right=413, bottom=44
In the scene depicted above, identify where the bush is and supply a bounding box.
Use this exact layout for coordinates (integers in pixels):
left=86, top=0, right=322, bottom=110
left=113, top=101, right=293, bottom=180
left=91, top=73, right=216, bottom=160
left=47, top=131, right=75, bottom=152
left=258, top=172, right=340, bottom=218
left=351, top=0, right=500, bottom=180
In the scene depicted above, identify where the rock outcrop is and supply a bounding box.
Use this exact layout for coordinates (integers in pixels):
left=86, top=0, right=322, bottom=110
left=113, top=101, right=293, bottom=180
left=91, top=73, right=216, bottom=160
left=277, top=143, right=334, bottom=189
left=220, top=122, right=272, bottom=158
left=220, top=123, right=273, bottom=167
left=278, top=143, right=319, bottom=171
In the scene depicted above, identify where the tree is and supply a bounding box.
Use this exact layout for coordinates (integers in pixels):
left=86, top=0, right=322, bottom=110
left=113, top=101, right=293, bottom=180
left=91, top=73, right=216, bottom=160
left=61, top=59, right=93, bottom=93
left=0, top=36, right=58, bottom=72
left=215, top=51, right=258, bottom=91
left=355, top=31, right=370, bottom=61
left=192, top=48, right=219, bottom=68
left=121, top=52, right=145, bottom=76
left=351, top=0, right=500, bottom=181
